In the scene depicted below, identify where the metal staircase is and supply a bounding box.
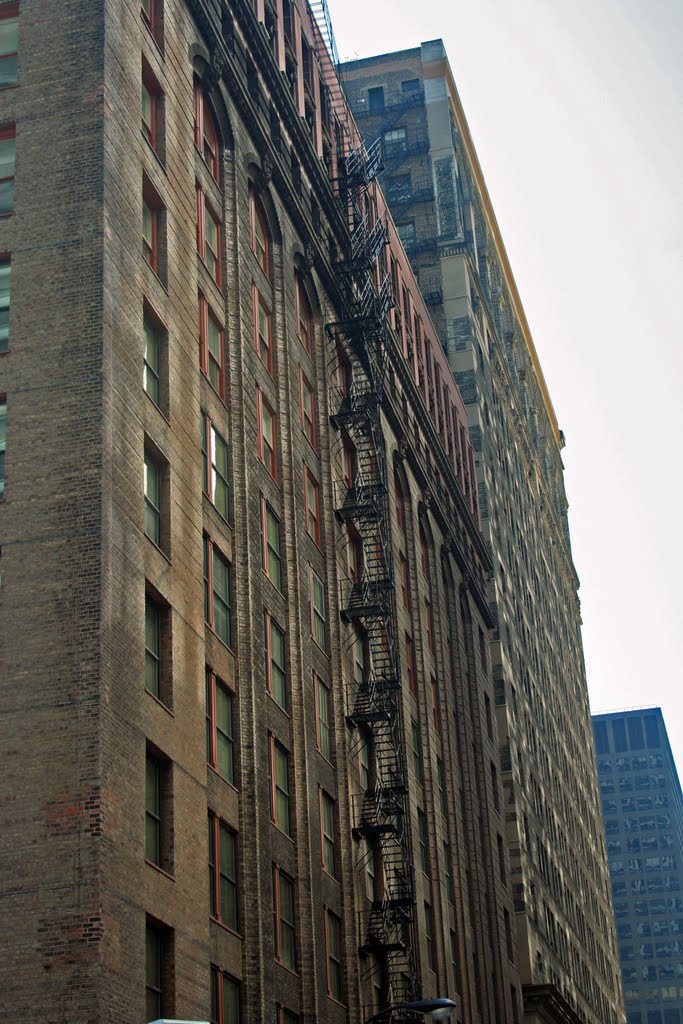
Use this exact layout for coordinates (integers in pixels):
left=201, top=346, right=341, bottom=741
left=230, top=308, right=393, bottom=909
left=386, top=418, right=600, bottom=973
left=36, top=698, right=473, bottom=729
left=327, top=139, right=419, bottom=1020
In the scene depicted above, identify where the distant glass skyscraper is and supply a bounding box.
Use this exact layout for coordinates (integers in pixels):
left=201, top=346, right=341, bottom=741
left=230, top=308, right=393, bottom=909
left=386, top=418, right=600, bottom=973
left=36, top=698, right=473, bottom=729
left=593, top=708, right=683, bottom=1024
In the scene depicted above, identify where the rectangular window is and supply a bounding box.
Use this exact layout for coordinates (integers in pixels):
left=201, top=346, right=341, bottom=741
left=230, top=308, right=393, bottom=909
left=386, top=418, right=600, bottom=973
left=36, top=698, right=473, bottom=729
left=418, top=808, right=429, bottom=873
left=0, top=396, right=6, bottom=500
left=296, top=275, right=311, bottom=354
left=304, top=466, right=320, bottom=545
left=320, top=789, right=335, bottom=876
left=206, top=668, right=234, bottom=783
left=145, top=923, right=166, bottom=1022
left=347, top=527, right=362, bottom=583
left=437, top=757, right=448, bottom=815
left=406, top=634, right=416, bottom=696
left=197, top=186, right=221, bottom=284
left=141, top=57, right=163, bottom=155
left=444, top=841, right=456, bottom=904
left=208, top=812, right=238, bottom=931
left=199, top=294, right=225, bottom=399
left=498, top=833, right=507, bottom=887
left=0, top=126, right=14, bottom=217
left=249, top=190, right=269, bottom=275
left=276, top=1008, right=299, bottom=1024
left=368, top=86, right=384, bottom=113
left=431, top=676, right=440, bottom=733
left=358, top=729, right=370, bottom=791
left=412, top=718, right=424, bottom=788
left=0, top=7, right=18, bottom=88
left=335, top=346, right=351, bottom=400
left=253, top=286, right=272, bottom=371
left=145, top=750, right=172, bottom=873
left=265, top=610, right=286, bottom=709
left=143, top=449, right=162, bottom=546
left=341, top=434, right=355, bottom=490
left=201, top=411, right=230, bottom=521
left=273, top=865, right=296, bottom=969
left=270, top=736, right=290, bottom=835
left=400, top=554, right=409, bottom=609
left=204, top=535, right=231, bottom=647
left=141, top=0, right=163, bottom=48
left=353, top=627, right=366, bottom=683
left=300, top=370, right=315, bottom=446
left=425, top=599, right=434, bottom=653
left=325, top=910, right=343, bottom=1001
left=143, top=311, right=162, bottom=406
left=142, top=175, right=163, bottom=274
left=144, top=594, right=161, bottom=698
left=210, top=966, right=240, bottom=1024
left=424, top=901, right=436, bottom=971
left=256, top=388, right=277, bottom=479
left=195, top=82, right=219, bottom=181
left=310, top=567, right=326, bottom=650
left=315, top=673, right=331, bottom=760
left=261, top=498, right=282, bottom=590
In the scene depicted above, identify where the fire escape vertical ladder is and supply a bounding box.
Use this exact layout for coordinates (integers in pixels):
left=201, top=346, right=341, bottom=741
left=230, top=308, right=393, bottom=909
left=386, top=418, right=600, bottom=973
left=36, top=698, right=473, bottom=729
left=326, top=141, right=419, bottom=1016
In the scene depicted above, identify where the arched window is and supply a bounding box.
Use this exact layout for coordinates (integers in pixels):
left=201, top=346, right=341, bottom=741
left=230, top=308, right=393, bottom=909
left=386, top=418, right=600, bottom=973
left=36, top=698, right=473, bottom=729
left=194, top=80, right=220, bottom=183
left=249, top=188, right=270, bottom=276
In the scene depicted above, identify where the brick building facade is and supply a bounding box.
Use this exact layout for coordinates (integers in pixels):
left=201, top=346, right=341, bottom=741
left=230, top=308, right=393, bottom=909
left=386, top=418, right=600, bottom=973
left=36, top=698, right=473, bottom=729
left=341, top=40, right=625, bottom=1024
left=0, top=3, right=524, bottom=1023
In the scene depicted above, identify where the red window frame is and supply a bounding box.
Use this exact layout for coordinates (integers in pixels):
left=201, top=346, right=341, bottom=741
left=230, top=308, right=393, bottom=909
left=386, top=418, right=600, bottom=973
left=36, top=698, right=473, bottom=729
left=335, top=345, right=351, bottom=400
left=425, top=598, right=433, bottom=654
left=197, top=185, right=222, bottom=285
left=347, top=527, right=362, bottom=583
left=269, top=735, right=291, bottom=835
left=299, top=369, right=316, bottom=447
left=141, top=0, right=162, bottom=44
left=295, top=274, right=312, bottom=354
left=205, top=667, right=234, bottom=784
left=249, top=188, right=270, bottom=276
left=194, top=80, right=219, bottom=182
left=208, top=811, right=238, bottom=932
left=406, top=634, right=416, bottom=696
left=211, top=967, right=240, bottom=1024
left=141, top=58, right=162, bottom=151
left=309, top=566, right=326, bottom=650
left=261, top=496, right=282, bottom=590
left=142, top=175, right=161, bottom=273
left=256, top=388, right=277, bottom=479
left=313, top=671, right=331, bottom=760
left=341, top=434, right=355, bottom=490
left=253, top=284, right=272, bottom=371
left=324, top=909, right=343, bottom=1003
left=265, top=609, right=286, bottom=708
left=272, top=864, right=296, bottom=970
left=353, top=626, right=366, bottom=684
left=304, top=465, right=321, bottom=546
left=318, top=787, right=336, bottom=877
left=199, top=294, right=225, bottom=399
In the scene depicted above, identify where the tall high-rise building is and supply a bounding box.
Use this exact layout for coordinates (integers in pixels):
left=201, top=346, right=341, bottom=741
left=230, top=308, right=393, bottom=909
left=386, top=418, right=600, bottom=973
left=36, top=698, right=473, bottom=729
left=593, top=708, right=683, bottom=1024
left=342, top=41, right=625, bottom=1024
left=0, top=3, right=527, bottom=1023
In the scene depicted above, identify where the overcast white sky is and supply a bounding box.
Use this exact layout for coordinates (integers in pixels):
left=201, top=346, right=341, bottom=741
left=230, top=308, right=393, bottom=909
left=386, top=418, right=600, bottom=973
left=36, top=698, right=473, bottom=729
left=326, top=0, right=683, bottom=773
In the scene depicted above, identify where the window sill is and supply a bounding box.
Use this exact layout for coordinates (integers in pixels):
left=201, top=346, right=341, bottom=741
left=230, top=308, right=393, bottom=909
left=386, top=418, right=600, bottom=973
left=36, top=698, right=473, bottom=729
left=208, top=763, right=238, bottom=792
left=321, top=868, right=340, bottom=886
left=271, top=821, right=295, bottom=845
left=209, top=916, right=242, bottom=939
left=200, top=369, right=227, bottom=408
left=197, top=253, right=222, bottom=292
left=206, top=624, right=235, bottom=656
left=0, top=84, right=19, bottom=92
left=144, top=533, right=171, bottom=565
left=326, top=994, right=346, bottom=1009
left=145, top=859, right=175, bottom=882
left=315, top=748, right=336, bottom=771
left=0, top=211, right=15, bottom=219
left=145, top=689, right=174, bottom=716
left=144, top=388, right=170, bottom=423
left=273, top=960, right=299, bottom=978
left=142, top=131, right=167, bottom=175
left=266, top=691, right=290, bottom=718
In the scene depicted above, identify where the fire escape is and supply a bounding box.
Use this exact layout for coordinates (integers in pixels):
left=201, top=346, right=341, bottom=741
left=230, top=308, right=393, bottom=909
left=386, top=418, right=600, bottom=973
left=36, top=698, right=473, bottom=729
left=327, top=138, right=420, bottom=1020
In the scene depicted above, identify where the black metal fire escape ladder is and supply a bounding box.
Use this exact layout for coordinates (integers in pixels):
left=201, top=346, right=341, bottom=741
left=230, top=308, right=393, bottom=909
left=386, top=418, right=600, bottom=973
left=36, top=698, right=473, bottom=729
left=326, top=138, right=420, bottom=1019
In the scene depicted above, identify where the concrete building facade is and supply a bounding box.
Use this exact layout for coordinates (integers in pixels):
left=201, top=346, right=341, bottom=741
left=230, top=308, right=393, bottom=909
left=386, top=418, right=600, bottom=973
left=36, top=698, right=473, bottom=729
left=341, top=41, right=625, bottom=1024
left=593, top=708, right=683, bottom=1024
left=0, top=3, right=525, bottom=1023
